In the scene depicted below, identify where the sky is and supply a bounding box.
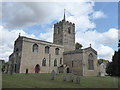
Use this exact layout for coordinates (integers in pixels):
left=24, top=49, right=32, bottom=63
left=0, top=1, right=118, bottom=62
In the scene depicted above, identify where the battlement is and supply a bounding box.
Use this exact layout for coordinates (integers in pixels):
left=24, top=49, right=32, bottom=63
left=54, top=20, right=75, bottom=26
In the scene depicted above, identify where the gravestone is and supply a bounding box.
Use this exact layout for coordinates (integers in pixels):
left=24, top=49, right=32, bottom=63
left=10, top=65, right=13, bottom=75
left=76, top=76, right=80, bottom=84
left=70, top=75, right=74, bottom=82
left=63, top=76, right=66, bottom=81
left=51, top=70, right=56, bottom=80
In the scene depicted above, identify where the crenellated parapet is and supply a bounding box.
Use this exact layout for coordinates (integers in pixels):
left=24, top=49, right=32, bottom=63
left=54, top=20, right=75, bottom=27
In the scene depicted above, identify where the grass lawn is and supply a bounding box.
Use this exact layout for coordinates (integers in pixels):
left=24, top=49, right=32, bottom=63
left=2, top=73, right=119, bottom=88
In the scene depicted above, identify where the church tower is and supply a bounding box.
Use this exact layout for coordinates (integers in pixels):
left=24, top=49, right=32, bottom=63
left=53, top=10, right=75, bottom=51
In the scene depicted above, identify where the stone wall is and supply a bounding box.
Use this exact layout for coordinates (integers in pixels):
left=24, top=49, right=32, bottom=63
left=63, top=48, right=99, bottom=76
left=53, top=20, right=75, bottom=52
left=82, top=48, right=99, bottom=76
left=8, top=37, right=23, bottom=74
left=19, top=37, right=64, bottom=73
left=63, top=50, right=83, bottom=75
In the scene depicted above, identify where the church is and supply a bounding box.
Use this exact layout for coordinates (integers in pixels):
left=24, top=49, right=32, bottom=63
left=8, top=11, right=99, bottom=76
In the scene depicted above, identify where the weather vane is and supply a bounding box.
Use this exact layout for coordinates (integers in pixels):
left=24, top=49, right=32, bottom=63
left=63, top=9, right=66, bottom=21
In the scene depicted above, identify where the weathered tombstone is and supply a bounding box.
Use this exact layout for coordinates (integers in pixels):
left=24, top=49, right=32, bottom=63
left=26, top=68, right=28, bottom=74
left=63, top=76, right=66, bottom=81
left=10, top=65, right=13, bottom=75
left=51, top=70, right=56, bottom=80
left=76, top=76, right=80, bottom=84
left=70, top=75, right=74, bottom=82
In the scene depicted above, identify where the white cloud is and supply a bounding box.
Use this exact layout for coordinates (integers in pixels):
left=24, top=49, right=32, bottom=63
left=92, top=11, right=106, bottom=19
left=39, top=28, right=53, bottom=42
left=97, top=44, right=114, bottom=60
left=68, top=15, right=96, bottom=31
left=76, top=28, right=118, bottom=61
left=2, top=2, right=63, bottom=29
left=119, top=29, right=120, bottom=40
left=0, top=25, right=36, bottom=61
left=2, top=2, right=97, bottom=31
left=100, top=28, right=118, bottom=44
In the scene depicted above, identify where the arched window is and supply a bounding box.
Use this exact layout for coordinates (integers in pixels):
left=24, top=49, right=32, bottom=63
left=88, top=53, right=94, bottom=70
left=60, top=58, right=62, bottom=64
left=42, top=58, right=46, bottom=66
left=45, top=46, right=50, bottom=54
left=32, top=44, right=38, bottom=52
left=54, top=59, right=57, bottom=67
left=68, top=27, right=71, bottom=34
left=55, top=48, right=59, bottom=55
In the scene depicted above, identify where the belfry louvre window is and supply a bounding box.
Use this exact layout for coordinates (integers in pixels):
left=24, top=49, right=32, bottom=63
left=88, top=53, right=94, bottom=70
left=68, top=27, right=71, bottom=34
left=45, top=46, right=50, bottom=54
left=54, top=59, right=57, bottom=66
left=55, top=48, right=59, bottom=55
left=57, top=27, right=60, bottom=34
left=42, top=58, right=46, bottom=66
left=32, top=44, right=38, bottom=52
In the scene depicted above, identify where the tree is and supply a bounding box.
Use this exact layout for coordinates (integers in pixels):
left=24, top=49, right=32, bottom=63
left=106, top=62, right=114, bottom=76
left=75, top=42, right=83, bottom=50
left=112, top=51, right=119, bottom=76
left=98, top=59, right=109, bottom=65
left=106, top=50, right=120, bottom=77
left=2, top=62, right=9, bottom=73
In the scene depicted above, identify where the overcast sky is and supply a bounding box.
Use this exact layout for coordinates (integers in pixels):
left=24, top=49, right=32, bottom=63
left=0, top=1, right=118, bottom=62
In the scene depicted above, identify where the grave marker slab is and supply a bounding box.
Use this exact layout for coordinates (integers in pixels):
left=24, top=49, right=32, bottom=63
left=51, top=70, right=56, bottom=80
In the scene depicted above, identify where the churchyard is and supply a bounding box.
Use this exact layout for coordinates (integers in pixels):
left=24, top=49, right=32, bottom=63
left=2, top=73, right=119, bottom=88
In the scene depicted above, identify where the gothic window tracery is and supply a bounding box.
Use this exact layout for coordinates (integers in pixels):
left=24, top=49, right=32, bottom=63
left=68, top=27, right=71, bottom=34
left=88, top=53, right=94, bottom=70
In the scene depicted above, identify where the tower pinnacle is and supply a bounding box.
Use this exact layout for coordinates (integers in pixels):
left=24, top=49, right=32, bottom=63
left=19, top=33, right=21, bottom=37
left=90, top=44, right=91, bottom=47
left=63, top=9, right=66, bottom=21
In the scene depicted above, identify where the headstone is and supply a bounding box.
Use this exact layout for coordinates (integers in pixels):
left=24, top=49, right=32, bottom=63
left=70, top=75, right=74, bottom=82
left=76, top=76, right=80, bottom=84
left=10, top=65, right=13, bottom=75
left=51, top=70, right=56, bottom=80
left=63, top=76, right=66, bottom=81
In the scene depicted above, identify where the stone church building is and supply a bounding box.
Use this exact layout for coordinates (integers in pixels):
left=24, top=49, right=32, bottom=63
left=8, top=12, right=99, bottom=76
